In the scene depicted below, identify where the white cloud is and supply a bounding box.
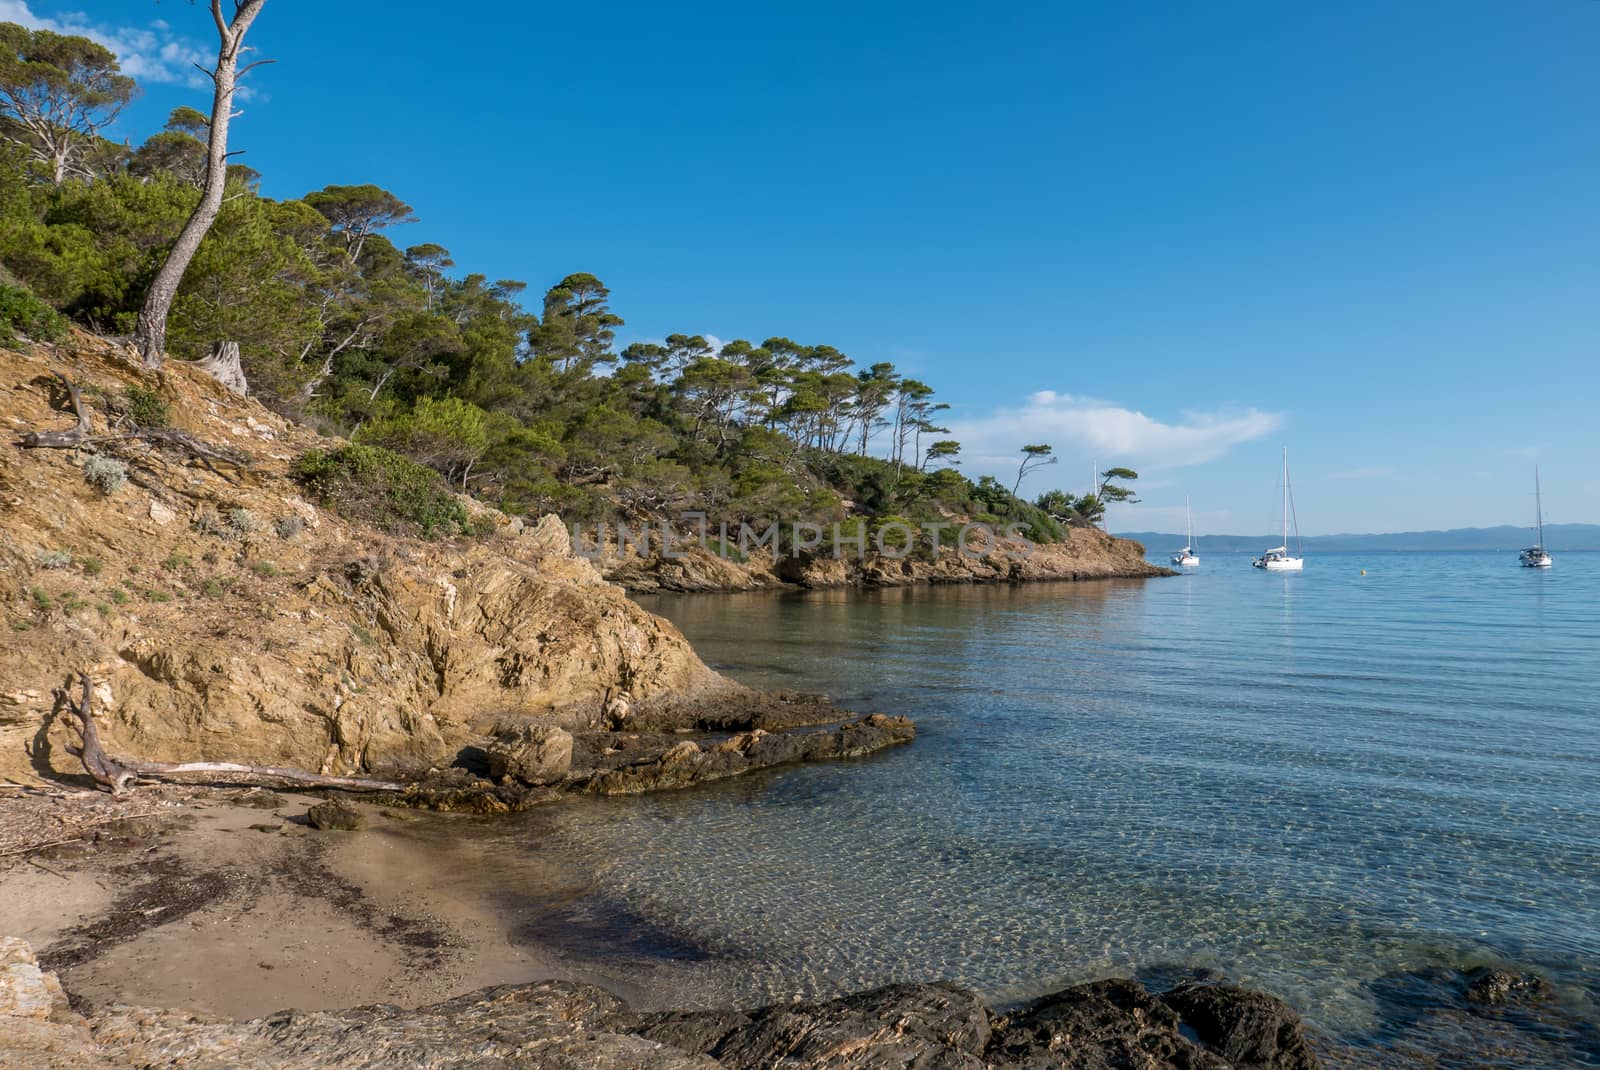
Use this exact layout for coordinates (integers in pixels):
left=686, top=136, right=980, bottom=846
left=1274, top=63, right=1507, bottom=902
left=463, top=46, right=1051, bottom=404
left=946, top=390, right=1281, bottom=488
left=0, top=1, right=214, bottom=89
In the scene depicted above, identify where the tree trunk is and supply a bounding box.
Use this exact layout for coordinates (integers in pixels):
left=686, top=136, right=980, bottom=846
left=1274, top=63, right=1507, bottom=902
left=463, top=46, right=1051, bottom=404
left=133, top=0, right=270, bottom=369
left=192, top=340, right=249, bottom=396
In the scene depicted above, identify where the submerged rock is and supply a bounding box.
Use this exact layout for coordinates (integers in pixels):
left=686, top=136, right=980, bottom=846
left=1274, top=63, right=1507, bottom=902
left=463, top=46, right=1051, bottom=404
left=1354, top=962, right=1597, bottom=1069
left=305, top=800, right=366, bottom=831
left=1462, top=967, right=1554, bottom=1007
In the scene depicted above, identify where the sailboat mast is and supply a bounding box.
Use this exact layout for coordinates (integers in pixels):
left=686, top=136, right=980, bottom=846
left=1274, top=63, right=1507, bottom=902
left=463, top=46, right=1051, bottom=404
left=1281, top=448, right=1289, bottom=547
left=1536, top=466, right=1544, bottom=548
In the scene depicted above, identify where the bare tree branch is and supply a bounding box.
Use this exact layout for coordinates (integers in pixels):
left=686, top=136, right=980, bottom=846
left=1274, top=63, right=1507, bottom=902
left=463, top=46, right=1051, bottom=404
left=55, top=672, right=403, bottom=794
left=18, top=373, right=93, bottom=449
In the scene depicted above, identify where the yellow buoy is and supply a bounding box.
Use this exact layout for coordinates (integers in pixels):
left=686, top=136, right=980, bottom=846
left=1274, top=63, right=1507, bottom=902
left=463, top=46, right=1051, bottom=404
left=1360, top=569, right=1367, bottom=576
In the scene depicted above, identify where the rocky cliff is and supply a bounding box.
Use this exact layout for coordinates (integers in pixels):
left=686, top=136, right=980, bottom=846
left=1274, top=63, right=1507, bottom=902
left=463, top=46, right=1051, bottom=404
left=0, top=336, right=817, bottom=785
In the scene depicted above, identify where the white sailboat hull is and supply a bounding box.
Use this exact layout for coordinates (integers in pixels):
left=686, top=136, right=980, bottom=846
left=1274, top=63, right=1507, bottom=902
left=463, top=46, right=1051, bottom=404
left=1519, top=550, right=1552, bottom=568
left=1257, top=450, right=1304, bottom=573
left=1172, top=499, right=1199, bottom=567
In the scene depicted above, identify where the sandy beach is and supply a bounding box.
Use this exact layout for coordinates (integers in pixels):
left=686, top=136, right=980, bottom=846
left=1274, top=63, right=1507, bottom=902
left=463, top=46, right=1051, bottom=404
left=2, top=789, right=574, bottom=1020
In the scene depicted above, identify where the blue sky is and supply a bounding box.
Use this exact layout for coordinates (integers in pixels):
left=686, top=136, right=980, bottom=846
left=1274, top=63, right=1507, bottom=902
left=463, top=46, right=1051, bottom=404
left=6, top=0, right=1598, bottom=534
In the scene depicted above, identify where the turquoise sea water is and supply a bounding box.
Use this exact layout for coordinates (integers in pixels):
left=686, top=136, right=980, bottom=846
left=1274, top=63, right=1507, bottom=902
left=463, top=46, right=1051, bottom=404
left=511, top=552, right=1600, bottom=1056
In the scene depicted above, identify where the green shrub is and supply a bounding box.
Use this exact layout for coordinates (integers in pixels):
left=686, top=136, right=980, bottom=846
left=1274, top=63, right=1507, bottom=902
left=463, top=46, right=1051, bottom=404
left=35, top=550, right=72, bottom=569
left=292, top=444, right=470, bottom=539
left=0, top=284, right=68, bottom=347
left=226, top=508, right=258, bottom=534
left=121, top=386, right=170, bottom=429
left=30, top=587, right=51, bottom=611
left=250, top=561, right=280, bottom=577
left=710, top=539, right=748, bottom=563
left=80, top=556, right=103, bottom=577
left=109, top=588, right=129, bottom=605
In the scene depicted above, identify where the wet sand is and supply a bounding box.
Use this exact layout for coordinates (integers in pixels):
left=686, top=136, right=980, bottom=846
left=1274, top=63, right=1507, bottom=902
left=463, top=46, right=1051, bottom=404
left=0, top=790, right=574, bottom=1019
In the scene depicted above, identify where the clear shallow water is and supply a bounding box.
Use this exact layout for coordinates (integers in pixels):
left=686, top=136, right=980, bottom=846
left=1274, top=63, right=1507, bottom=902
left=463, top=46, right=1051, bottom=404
left=516, top=553, right=1600, bottom=1046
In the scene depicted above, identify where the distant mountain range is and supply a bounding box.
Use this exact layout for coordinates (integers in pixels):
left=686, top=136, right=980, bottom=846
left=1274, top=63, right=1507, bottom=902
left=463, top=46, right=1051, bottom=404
left=1113, top=524, right=1600, bottom=553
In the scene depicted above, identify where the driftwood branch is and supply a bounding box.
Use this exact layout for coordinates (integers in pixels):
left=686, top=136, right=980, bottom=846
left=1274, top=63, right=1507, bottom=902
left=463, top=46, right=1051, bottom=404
left=55, top=673, right=402, bottom=795
left=54, top=675, right=135, bottom=794
left=97, top=428, right=251, bottom=470
left=115, top=758, right=403, bottom=793
left=16, top=373, right=250, bottom=472
left=19, top=373, right=93, bottom=449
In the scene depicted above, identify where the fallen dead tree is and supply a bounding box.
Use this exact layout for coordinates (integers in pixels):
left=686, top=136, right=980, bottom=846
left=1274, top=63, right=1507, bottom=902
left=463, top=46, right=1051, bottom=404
left=53, top=674, right=402, bottom=795
left=18, top=371, right=248, bottom=474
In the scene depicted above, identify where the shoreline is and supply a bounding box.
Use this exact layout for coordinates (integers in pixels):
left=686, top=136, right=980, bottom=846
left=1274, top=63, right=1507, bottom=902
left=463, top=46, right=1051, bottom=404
left=3, top=787, right=1592, bottom=1068
left=1, top=790, right=1331, bottom=1069
left=600, top=526, right=1175, bottom=594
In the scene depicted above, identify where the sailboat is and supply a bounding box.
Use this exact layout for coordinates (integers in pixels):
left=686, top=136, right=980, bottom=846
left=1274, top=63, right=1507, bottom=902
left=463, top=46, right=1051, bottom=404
left=1170, top=497, right=1199, bottom=567
left=1518, top=467, right=1553, bottom=569
left=1252, top=448, right=1304, bottom=571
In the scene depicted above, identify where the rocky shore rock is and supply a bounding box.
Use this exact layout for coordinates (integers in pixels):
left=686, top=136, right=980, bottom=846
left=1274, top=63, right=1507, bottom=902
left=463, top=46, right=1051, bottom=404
left=0, top=938, right=1325, bottom=1070
left=1160, top=983, right=1321, bottom=1070
left=601, top=527, right=1172, bottom=595
left=487, top=723, right=575, bottom=785
left=383, top=713, right=917, bottom=813
left=305, top=799, right=366, bottom=831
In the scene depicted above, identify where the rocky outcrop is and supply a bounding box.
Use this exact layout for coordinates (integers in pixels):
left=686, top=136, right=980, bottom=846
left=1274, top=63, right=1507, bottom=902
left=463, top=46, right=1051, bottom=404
left=0, top=938, right=105, bottom=1068
left=1, top=939, right=1324, bottom=1070
left=87, top=980, right=720, bottom=1070
left=569, top=714, right=916, bottom=796
left=487, top=723, right=575, bottom=785
left=602, top=526, right=1171, bottom=594
left=626, top=982, right=993, bottom=1069
left=0, top=339, right=825, bottom=786
left=376, top=714, right=917, bottom=814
